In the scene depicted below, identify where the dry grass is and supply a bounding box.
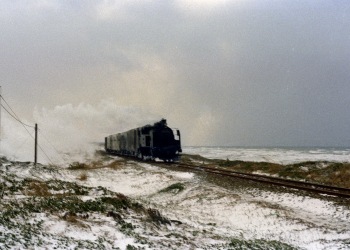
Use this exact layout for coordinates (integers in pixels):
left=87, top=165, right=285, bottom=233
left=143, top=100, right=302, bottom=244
left=68, top=161, right=105, bottom=170
left=307, top=163, right=350, bottom=188
left=68, top=159, right=127, bottom=171
left=181, top=154, right=211, bottom=164
left=147, top=208, right=171, bottom=225
left=206, top=158, right=350, bottom=188
left=62, top=212, right=90, bottom=229
left=105, top=160, right=128, bottom=170
left=159, top=183, right=185, bottom=193
left=77, top=172, right=88, bottom=181
left=68, top=162, right=90, bottom=170
left=26, top=181, right=51, bottom=197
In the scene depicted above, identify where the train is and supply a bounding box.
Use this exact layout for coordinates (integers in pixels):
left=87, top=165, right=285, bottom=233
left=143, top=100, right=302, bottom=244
left=105, top=119, right=182, bottom=162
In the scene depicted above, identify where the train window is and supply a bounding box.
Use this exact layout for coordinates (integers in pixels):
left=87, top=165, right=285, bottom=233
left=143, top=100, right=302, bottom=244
left=146, top=136, right=151, bottom=147
left=173, top=129, right=180, bottom=140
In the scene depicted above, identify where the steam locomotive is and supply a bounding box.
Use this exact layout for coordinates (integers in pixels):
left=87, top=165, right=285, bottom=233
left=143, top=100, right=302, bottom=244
left=105, top=119, right=181, bottom=161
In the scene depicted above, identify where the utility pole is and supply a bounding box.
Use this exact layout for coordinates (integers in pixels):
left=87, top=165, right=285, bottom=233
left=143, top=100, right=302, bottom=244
left=34, top=123, right=38, bottom=166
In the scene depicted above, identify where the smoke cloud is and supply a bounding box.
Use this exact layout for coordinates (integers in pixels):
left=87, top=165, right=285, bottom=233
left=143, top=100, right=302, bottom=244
left=1, top=99, right=161, bottom=165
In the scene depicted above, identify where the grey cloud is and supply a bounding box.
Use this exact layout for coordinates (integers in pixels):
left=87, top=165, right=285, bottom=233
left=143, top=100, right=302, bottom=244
left=1, top=0, right=350, bottom=147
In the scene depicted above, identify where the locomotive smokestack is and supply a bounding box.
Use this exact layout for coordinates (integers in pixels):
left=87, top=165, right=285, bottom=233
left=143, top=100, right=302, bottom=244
left=154, top=119, right=167, bottom=127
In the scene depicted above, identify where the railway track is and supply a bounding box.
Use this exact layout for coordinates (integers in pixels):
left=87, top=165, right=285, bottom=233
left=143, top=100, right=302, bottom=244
left=173, top=162, right=350, bottom=198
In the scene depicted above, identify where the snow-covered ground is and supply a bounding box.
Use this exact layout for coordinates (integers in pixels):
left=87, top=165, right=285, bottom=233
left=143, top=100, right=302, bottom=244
left=184, top=146, right=350, bottom=164
left=1, top=156, right=350, bottom=249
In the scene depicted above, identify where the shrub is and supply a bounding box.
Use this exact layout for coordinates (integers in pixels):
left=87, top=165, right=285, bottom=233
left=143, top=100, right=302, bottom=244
left=77, top=172, right=88, bottom=181
left=159, top=183, right=185, bottom=194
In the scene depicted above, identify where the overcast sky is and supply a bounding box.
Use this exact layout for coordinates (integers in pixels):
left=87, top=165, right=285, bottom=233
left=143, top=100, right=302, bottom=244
left=1, top=0, right=350, bottom=147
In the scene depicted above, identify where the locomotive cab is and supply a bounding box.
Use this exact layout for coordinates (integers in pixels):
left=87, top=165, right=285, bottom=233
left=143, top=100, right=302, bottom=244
left=138, top=119, right=181, bottom=161
left=151, top=121, right=181, bottom=161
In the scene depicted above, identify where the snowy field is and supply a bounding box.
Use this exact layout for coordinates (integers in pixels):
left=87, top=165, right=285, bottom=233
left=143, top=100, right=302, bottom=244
left=183, top=146, right=350, bottom=164
left=1, top=155, right=350, bottom=249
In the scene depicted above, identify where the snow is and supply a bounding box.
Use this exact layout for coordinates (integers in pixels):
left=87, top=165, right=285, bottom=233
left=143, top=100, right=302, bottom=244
left=1, top=156, right=350, bottom=249
left=75, top=161, right=350, bottom=249
left=184, top=146, right=350, bottom=164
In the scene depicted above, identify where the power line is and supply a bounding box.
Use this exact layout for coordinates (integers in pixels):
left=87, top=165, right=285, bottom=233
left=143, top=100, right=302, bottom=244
left=0, top=95, right=34, bottom=128
left=1, top=101, right=36, bottom=143
left=0, top=95, right=54, bottom=165
left=1, top=104, right=35, bottom=128
left=14, top=130, right=35, bottom=157
left=37, top=141, right=55, bottom=166
left=38, top=128, right=67, bottom=164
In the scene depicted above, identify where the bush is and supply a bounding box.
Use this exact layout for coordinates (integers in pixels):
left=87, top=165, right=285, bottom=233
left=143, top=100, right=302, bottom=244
left=159, top=183, right=185, bottom=194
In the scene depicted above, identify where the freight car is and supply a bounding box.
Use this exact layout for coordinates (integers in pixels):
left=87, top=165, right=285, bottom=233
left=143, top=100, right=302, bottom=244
left=105, top=119, right=181, bottom=162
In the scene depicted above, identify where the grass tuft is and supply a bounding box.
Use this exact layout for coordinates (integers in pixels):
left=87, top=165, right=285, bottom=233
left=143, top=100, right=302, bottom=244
left=77, top=172, right=88, bottom=181
left=147, top=208, right=171, bottom=225
left=68, top=162, right=89, bottom=170
left=26, top=181, right=51, bottom=197
left=229, top=238, right=298, bottom=250
left=159, top=183, right=185, bottom=194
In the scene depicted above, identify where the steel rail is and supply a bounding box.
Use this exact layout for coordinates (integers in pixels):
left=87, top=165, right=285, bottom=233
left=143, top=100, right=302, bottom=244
left=174, top=163, right=350, bottom=198
left=203, top=164, right=350, bottom=192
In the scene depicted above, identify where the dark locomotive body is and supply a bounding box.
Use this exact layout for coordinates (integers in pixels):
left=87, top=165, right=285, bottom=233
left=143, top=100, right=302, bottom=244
left=105, top=119, right=181, bottom=161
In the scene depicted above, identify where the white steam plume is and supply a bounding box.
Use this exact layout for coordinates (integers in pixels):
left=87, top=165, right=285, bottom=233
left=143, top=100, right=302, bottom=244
left=1, top=113, right=36, bottom=163
left=1, top=99, right=161, bottom=165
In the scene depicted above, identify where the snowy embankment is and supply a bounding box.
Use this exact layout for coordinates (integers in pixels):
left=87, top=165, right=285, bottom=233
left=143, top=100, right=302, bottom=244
left=1, top=155, right=350, bottom=249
